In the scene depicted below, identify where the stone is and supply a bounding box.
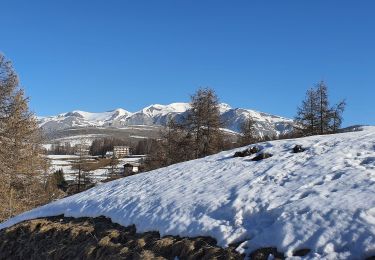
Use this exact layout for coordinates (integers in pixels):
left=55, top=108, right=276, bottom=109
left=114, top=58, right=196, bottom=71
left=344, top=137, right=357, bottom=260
left=292, top=145, right=305, bottom=153
left=234, top=146, right=261, bottom=157
left=252, top=153, right=273, bottom=161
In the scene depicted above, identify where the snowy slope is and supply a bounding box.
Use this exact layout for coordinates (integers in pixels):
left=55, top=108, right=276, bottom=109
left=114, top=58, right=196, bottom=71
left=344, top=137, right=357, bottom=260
left=38, top=108, right=132, bottom=132
left=38, top=103, right=294, bottom=137
left=3, top=127, right=374, bottom=258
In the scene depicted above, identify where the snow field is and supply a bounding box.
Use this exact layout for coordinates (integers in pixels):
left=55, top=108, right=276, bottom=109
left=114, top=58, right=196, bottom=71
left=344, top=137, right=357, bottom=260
left=2, top=127, right=375, bottom=259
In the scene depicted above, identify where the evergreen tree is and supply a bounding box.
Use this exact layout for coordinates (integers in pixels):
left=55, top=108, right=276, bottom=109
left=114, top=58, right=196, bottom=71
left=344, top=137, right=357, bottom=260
left=51, top=169, right=67, bottom=190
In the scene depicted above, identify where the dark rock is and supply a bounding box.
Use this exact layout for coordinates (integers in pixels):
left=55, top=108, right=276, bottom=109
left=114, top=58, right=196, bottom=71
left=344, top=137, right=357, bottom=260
left=252, top=153, right=273, bottom=161
left=292, top=145, right=305, bottom=153
left=249, top=146, right=260, bottom=154
left=233, top=146, right=260, bottom=157
left=293, top=248, right=311, bottom=256
left=249, top=247, right=285, bottom=260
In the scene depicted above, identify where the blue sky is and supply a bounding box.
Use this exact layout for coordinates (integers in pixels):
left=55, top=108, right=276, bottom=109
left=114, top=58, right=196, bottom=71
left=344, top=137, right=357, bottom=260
left=1, top=1, right=374, bottom=126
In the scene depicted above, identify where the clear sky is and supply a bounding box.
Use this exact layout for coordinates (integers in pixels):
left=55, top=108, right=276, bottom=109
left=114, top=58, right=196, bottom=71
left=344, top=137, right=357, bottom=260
left=1, top=1, right=374, bottom=126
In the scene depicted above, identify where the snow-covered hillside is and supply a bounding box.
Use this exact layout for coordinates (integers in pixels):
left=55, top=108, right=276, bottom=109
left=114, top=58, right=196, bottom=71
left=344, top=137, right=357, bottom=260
left=38, top=103, right=294, bottom=137
left=2, top=127, right=375, bottom=258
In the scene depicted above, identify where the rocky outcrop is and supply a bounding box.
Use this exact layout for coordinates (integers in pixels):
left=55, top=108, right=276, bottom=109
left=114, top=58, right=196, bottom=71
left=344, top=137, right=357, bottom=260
left=252, top=153, right=273, bottom=161
left=292, top=145, right=305, bottom=153
left=233, top=146, right=260, bottom=157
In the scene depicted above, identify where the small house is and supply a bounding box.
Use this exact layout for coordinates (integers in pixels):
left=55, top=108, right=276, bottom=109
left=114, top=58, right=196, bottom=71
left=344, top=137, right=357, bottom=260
left=105, top=151, right=114, bottom=158
left=123, top=163, right=140, bottom=176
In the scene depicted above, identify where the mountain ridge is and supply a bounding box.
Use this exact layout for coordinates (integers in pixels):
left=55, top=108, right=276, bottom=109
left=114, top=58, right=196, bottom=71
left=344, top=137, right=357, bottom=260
left=38, top=103, right=294, bottom=138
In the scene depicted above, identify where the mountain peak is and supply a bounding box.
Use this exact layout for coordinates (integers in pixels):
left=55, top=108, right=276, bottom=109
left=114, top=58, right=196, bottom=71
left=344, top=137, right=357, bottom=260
left=38, top=102, right=294, bottom=136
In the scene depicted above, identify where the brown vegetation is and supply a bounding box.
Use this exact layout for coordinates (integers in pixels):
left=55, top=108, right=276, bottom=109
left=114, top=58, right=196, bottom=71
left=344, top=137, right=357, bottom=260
left=0, top=215, right=243, bottom=260
left=0, top=54, right=62, bottom=222
left=144, top=88, right=232, bottom=171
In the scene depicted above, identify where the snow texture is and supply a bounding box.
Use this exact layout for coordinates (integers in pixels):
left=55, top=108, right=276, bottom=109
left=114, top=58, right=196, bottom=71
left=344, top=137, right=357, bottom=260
left=2, top=127, right=375, bottom=259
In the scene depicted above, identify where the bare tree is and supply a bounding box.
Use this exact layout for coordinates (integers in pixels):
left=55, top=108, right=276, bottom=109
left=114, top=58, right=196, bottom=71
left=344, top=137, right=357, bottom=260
left=316, top=81, right=331, bottom=134
left=186, top=88, right=224, bottom=158
left=239, top=116, right=257, bottom=145
left=0, top=53, right=52, bottom=221
left=71, top=141, right=91, bottom=192
left=164, top=118, right=194, bottom=164
left=295, top=88, right=319, bottom=136
left=330, top=100, right=346, bottom=133
left=295, top=81, right=345, bottom=136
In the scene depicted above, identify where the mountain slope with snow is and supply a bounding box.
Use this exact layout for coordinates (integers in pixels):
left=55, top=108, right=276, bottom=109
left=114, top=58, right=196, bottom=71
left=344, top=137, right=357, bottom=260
left=38, top=103, right=294, bottom=138
left=2, top=127, right=375, bottom=258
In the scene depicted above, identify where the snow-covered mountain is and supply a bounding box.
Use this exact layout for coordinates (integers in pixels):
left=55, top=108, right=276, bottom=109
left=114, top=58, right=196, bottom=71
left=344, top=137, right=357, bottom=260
left=2, top=126, right=375, bottom=258
left=38, top=103, right=294, bottom=137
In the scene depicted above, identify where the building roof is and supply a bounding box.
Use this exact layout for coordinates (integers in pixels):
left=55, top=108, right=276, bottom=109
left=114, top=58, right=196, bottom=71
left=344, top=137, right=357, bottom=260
left=124, top=163, right=140, bottom=167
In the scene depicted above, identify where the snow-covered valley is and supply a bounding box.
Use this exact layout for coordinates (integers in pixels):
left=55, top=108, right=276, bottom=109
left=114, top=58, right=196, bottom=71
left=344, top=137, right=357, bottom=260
left=48, top=155, right=143, bottom=182
left=1, top=127, right=375, bottom=259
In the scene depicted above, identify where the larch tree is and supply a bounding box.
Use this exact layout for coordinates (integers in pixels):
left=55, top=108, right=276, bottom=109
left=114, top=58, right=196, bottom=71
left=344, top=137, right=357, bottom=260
left=295, top=81, right=346, bottom=136
left=316, top=81, right=331, bottom=134
left=330, top=100, right=346, bottom=133
left=0, top=53, right=53, bottom=221
left=295, top=88, right=319, bottom=136
left=239, top=116, right=257, bottom=145
left=186, top=88, right=224, bottom=158
left=164, top=117, right=194, bottom=164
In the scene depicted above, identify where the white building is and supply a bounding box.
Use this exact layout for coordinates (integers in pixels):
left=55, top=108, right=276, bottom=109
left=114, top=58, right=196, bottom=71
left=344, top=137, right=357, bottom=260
left=113, top=146, right=130, bottom=158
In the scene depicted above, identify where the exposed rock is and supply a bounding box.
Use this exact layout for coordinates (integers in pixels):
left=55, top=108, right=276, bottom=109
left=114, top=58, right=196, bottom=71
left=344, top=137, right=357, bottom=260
left=234, top=146, right=260, bottom=157
left=249, top=247, right=285, bottom=260
left=293, top=248, right=311, bottom=256
left=292, top=145, right=305, bottom=153
left=252, top=153, right=273, bottom=161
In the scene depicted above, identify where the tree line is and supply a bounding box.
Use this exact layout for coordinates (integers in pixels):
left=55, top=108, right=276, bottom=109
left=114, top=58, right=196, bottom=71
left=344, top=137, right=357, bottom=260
left=49, top=137, right=149, bottom=157
left=295, top=81, right=345, bottom=136
left=89, top=137, right=130, bottom=157
left=145, top=88, right=249, bottom=170
left=144, top=83, right=346, bottom=171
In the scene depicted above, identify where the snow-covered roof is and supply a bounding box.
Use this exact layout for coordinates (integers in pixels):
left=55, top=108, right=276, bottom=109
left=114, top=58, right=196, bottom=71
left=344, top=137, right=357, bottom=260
left=123, top=162, right=140, bottom=167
